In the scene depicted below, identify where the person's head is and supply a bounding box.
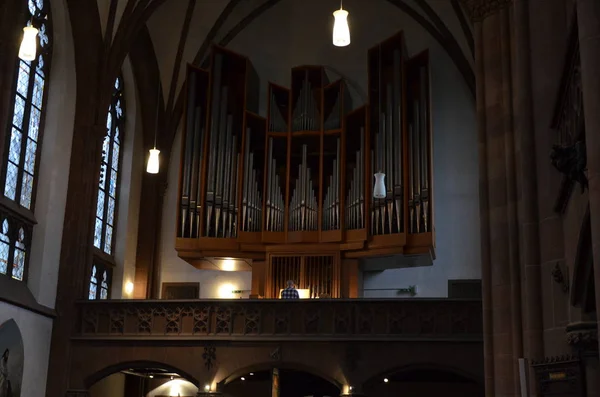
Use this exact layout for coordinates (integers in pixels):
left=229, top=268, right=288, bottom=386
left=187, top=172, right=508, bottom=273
left=2, top=349, right=8, bottom=361
left=286, top=280, right=296, bottom=289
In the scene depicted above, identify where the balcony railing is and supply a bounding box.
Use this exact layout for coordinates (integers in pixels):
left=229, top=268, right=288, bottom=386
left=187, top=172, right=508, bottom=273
left=75, top=299, right=482, bottom=342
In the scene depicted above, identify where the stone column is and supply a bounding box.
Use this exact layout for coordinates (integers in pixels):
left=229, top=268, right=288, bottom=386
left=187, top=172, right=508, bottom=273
left=576, top=0, right=600, bottom=355
left=464, top=1, right=527, bottom=396
left=512, top=1, right=544, bottom=396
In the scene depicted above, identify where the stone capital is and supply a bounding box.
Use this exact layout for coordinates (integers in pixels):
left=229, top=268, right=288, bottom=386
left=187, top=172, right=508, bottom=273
left=566, top=322, right=598, bottom=353
left=459, top=0, right=512, bottom=22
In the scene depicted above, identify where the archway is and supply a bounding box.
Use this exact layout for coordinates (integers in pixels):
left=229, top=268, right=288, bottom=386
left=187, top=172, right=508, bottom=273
left=85, top=361, right=199, bottom=397
left=222, top=363, right=341, bottom=397
left=364, top=363, right=484, bottom=397
left=0, top=319, right=24, bottom=397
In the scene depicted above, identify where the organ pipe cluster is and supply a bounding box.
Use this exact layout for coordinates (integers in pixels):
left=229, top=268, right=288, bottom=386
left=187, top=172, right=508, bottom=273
left=371, top=49, right=404, bottom=235
left=345, top=128, right=365, bottom=230
left=180, top=72, right=205, bottom=238
left=289, top=145, right=319, bottom=231
left=323, top=138, right=341, bottom=231
left=205, top=54, right=239, bottom=238
left=292, top=71, right=320, bottom=131
left=179, top=38, right=432, bottom=242
left=408, top=66, right=430, bottom=234
left=240, top=128, right=262, bottom=232
left=265, top=138, right=285, bottom=232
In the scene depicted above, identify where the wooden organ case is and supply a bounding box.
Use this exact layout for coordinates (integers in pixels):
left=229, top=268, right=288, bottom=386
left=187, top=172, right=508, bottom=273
left=176, top=32, right=434, bottom=298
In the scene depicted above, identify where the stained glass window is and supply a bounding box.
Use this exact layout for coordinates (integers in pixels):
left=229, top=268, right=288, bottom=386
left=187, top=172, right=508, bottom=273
left=3, top=0, right=52, bottom=210
left=88, top=263, right=112, bottom=300
left=0, top=218, right=31, bottom=280
left=93, top=77, right=124, bottom=256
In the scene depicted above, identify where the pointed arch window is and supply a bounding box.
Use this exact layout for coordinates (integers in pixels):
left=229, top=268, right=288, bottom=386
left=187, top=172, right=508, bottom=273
left=3, top=0, right=52, bottom=210
left=0, top=0, right=51, bottom=283
left=94, top=77, right=124, bottom=256
left=0, top=217, right=32, bottom=281
left=88, top=76, right=124, bottom=300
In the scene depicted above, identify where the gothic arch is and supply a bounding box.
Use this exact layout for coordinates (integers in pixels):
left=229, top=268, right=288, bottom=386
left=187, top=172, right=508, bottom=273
left=0, top=319, right=25, bottom=397
left=219, top=361, right=342, bottom=389
left=84, top=360, right=200, bottom=388
left=363, top=362, right=484, bottom=388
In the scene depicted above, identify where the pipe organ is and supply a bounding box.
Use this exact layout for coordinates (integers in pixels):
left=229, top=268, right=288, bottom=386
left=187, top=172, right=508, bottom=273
left=176, top=31, right=433, bottom=265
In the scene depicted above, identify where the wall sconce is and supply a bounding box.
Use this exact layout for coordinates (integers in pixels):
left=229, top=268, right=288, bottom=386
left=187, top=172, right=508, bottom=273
left=124, top=281, right=134, bottom=295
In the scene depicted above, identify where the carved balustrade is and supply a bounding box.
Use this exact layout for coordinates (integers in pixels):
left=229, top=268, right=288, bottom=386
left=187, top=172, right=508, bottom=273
left=75, top=298, right=482, bottom=341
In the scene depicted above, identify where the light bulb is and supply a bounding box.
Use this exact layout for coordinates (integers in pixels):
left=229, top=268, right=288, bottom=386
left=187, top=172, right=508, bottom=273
left=124, top=281, right=134, bottom=295
left=146, top=148, right=160, bottom=174
left=332, top=8, right=350, bottom=47
left=19, top=25, right=39, bottom=61
left=373, top=172, right=386, bottom=199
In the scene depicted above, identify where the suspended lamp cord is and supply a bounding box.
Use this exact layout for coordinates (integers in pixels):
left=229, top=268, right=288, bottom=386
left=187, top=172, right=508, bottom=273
left=153, top=78, right=160, bottom=149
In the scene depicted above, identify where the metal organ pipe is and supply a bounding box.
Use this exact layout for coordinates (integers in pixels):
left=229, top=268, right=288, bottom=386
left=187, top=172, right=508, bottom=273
left=419, top=66, right=429, bottom=233
left=265, top=138, right=284, bottom=232
left=205, top=54, right=223, bottom=237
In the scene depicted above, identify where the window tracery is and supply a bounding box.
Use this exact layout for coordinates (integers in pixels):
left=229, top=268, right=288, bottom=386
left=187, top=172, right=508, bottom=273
left=89, top=76, right=124, bottom=300
left=0, top=0, right=51, bottom=282
left=4, top=0, right=52, bottom=210
left=94, top=77, right=124, bottom=256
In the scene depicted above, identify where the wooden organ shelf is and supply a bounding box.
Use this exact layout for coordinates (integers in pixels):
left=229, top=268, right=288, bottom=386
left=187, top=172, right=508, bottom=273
left=176, top=32, right=434, bottom=295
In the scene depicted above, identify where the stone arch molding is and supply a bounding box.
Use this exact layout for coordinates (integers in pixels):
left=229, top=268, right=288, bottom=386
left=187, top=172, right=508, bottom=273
left=83, top=360, right=200, bottom=389
left=0, top=319, right=25, bottom=397
left=362, top=362, right=484, bottom=387
left=219, top=361, right=343, bottom=390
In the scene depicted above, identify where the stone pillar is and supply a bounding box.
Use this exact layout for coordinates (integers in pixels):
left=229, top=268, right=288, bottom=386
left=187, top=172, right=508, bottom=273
left=512, top=1, right=544, bottom=396
left=576, top=0, right=600, bottom=355
left=464, top=0, right=527, bottom=396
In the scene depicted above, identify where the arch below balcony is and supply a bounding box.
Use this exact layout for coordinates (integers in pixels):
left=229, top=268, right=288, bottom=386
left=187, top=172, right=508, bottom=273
left=219, top=361, right=342, bottom=390
left=363, top=363, right=484, bottom=397
left=84, top=360, right=200, bottom=389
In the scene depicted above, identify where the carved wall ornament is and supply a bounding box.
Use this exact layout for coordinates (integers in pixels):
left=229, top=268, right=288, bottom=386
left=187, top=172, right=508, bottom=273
left=550, top=141, right=588, bottom=192
left=551, top=263, right=569, bottom=294
left=203, top=345, right=217, bottom=370
left=566, top=322, right=598, bottom=353
left=270, top=346, right=281, bottom=361
left=459, top=0, right=512, bottom=22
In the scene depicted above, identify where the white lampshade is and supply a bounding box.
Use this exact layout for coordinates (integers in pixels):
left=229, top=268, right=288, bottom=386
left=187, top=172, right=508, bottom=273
left=19, top=25, right=39, bottom=61
left=146, top=148, right=160, bottom=174
left=332, top=8, right=350, bottom=47
left=373, top=172, right=386, bottom=199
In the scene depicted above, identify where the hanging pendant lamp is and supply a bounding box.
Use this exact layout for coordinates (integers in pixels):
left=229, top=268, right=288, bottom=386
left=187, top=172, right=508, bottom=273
left=332, top=0, right=350, bottom=47
left=19, top=23, right=38, bottom=61
left=373, top=172, right=386, bottom=199
left=146, top=80, right=161, bottom=174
